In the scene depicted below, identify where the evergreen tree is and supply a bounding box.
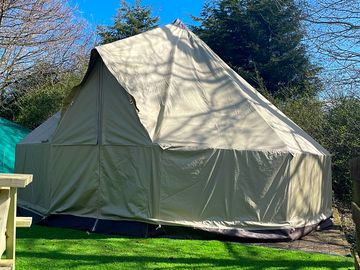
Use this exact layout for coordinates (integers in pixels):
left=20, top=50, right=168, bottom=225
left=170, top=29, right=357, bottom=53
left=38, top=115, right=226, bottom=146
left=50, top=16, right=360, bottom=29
left=193, top=0, right=321, bottom=99
left=97, top=0, right=159, bottom=45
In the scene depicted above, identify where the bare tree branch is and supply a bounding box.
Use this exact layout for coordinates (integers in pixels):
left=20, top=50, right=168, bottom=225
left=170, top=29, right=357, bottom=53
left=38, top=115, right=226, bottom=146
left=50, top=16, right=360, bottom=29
left=0, top=0, right=92, bottom=102
left=299, top=0, right=360, bottom=94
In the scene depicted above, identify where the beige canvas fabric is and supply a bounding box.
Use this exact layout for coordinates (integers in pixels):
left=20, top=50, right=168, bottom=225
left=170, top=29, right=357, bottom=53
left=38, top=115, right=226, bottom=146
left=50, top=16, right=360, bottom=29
left=16, top=22, right=332, bottom=236
left=19, top=113, right=61, bottom=144
left=96, top=24, right=328, bottom=155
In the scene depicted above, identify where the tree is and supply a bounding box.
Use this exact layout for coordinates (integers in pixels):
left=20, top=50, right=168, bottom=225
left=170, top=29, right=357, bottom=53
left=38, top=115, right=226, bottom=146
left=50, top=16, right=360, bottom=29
left=0, top=61, right=60, bottom=121
left=97, top=0, right=159, bottom=45
left=0, top=0, right=91, bottom=117
left=15, top=72, right=82, bottom=129
left=193, top=0, right=321, bottom=99
left=301, top=0, right=360, bottom=94
left=275, top=96, right=327, bottom=143
left=323, top=96, right=360, bottom=203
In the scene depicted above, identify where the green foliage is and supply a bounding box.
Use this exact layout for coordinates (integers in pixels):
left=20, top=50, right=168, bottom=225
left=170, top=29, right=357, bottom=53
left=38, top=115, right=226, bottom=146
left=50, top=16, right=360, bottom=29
left=97, top=0, right=159, bottom=45
left=324, top=97, right=360, bottom=203
left=15, top=73, right=81, bottom=129
left=275, top=96, right=327, bottom=143
left=193, top=0, right=321, bottom=99
left=276, top=95, right=360, bottom=204
left=16, top=225, right=353, bottom=269
left=0, top=62, right=81, bottom=122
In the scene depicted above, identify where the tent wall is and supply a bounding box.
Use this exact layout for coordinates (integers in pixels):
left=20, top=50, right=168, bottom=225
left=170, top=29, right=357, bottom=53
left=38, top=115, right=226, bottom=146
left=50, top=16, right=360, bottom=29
left=47, top=145, right=100, bottom=216
left=101, top=61, right=152, bottom=146
left=99, top=145, right=159, bottom=220
left=287, top=154, right=332, bottom=227
left=17, top=145, right=100, bottom=218
left=17, top=144, right=331, bottom=232
left=156, top=149, right=292, bottom=229
left=16, top=143, right=51, bottom=214
left=53, top=59, right=152, bottom=147
left=52, top=62, right=100, bottom=145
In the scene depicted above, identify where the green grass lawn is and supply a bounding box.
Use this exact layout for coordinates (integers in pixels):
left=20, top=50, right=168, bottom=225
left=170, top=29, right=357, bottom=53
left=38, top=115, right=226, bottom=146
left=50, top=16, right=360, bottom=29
left=16, top=225, right=353, bottom=270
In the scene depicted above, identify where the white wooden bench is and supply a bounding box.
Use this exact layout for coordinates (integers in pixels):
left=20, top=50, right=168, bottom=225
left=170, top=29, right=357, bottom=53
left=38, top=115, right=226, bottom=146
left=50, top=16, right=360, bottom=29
left=0, top=174, right=33, bottom=270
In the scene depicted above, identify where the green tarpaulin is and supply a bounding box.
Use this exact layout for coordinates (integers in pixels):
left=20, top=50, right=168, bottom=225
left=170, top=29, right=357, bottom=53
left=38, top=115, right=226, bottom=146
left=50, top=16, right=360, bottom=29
left=0, top=118, right=29, bottom=173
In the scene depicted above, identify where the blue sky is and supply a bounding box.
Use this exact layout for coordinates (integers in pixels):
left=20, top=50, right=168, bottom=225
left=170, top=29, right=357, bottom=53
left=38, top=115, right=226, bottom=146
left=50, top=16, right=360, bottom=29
left=72, top=0, right=205, bottom=29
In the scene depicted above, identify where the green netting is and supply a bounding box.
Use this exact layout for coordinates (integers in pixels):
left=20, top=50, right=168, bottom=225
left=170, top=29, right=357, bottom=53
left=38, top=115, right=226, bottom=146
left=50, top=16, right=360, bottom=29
left=0, top=118, right=29, bottom=173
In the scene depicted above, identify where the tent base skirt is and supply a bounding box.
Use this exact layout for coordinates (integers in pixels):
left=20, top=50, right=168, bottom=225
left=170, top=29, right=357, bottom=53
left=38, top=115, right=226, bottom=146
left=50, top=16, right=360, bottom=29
left=17, top=207, right=332, bottom=241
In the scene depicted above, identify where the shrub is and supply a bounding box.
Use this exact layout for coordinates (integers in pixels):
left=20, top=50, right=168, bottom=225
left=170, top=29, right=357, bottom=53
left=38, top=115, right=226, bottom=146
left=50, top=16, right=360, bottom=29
left=15, top=74, right=81, bottom=129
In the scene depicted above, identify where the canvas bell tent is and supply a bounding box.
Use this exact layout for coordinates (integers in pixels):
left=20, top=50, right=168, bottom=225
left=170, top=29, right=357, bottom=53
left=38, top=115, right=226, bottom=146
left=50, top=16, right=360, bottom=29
left=15, top=21, right=332, bottom=240
left=0, top=118, right=29, bottom=173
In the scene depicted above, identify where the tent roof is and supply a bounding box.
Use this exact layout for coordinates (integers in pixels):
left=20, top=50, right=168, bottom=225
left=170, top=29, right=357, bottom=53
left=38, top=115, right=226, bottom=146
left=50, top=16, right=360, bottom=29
left=19, top=113, right=61, bottom=144
left=21, top=21, right=329, bottom=156
left=93, top=21, right=329, bottom=155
